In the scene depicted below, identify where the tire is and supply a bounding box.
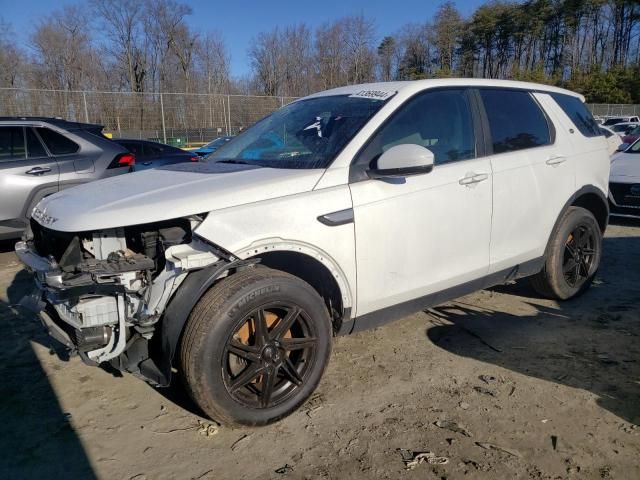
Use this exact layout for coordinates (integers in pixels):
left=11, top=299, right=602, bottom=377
left=180, top=266, right=332, bottom=426
left=531, top=206, right=602, bottom=300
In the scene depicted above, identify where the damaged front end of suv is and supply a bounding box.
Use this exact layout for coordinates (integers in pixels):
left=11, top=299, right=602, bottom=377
left=17, top=213, right=249, bottom=385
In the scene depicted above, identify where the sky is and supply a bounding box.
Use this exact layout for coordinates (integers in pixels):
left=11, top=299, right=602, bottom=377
left=0, top=0, right=487, bottom=77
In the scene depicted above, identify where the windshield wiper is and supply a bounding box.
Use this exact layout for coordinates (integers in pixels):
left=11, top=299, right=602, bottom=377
left=216, top=159, right=253, bottom=165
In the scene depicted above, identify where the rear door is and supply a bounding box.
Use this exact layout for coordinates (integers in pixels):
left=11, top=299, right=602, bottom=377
left=0, top=126, right=59, bottom=235
left=35, top=126, right=97, bottom=192
left=477, top=88, right=576, bottom=273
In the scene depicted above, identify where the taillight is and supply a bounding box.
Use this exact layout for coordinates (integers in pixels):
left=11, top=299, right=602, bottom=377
left=108, top=153, right=136, bottom=169
left=189, top=156, right=199, bottom=162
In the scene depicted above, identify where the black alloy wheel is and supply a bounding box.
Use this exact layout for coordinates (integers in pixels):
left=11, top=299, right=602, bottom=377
left=222, top=303, right=318, bottom=409
left=562, top=224, right=597, bottom=288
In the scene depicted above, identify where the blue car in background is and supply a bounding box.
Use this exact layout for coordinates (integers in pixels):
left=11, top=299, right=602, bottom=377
left=193, top=136, right=234, bottom=157
left=114, top=139, right=198, bottom=171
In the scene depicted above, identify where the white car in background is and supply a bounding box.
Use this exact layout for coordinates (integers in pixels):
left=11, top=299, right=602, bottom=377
left=601, top=116, right=640, bottom=126
left=609, top=140, right=640, bottom=218
left=599, top=125, right=623, bottom=155
left=609, top=122, right=640, bottom=137
left=16, top=79, right=610, bottom=426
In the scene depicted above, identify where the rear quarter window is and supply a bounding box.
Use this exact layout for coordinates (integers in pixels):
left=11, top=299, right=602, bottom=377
left=480, top=89, right=551, bottom=154
left=550, top=93, right=601, bottom=137
left=36, top=127, right=80, bottom=155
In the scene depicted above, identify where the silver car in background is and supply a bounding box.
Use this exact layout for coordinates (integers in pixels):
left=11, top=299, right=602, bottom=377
left=0, top=117, right=133, bottom=240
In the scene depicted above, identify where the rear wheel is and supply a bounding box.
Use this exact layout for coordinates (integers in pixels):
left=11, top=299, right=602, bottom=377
left=180, top=267, right=332, bottom=426
left=531, top=206, right=602, bottom=300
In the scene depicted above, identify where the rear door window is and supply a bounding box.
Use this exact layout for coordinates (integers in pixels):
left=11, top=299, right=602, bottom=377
left=550, top=93, right=601, bottom=137
left=26, top=128, right=48, bottom=158
left=36, top=128, right=80, bottom=155
left=143, top=143, right=164, bottom=157
left=0, top=127, right=26, bottom=162
left=480, top=89, right=551, bottom=154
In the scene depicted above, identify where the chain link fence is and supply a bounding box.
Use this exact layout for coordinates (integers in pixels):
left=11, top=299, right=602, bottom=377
left=587, top=104, right=640, bottom=117
left=0, top=88, right=297, bottom=147
left=2, top=88, right=639, bottom=146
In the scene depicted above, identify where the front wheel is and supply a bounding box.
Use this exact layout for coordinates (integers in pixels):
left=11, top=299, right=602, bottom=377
left=180, top=267, right=332, bottom=426
left=531, top=206, right=602, bottom=300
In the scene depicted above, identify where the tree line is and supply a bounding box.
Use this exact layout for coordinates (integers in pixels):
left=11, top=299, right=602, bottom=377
left=1, top=0, right=639, bottom=103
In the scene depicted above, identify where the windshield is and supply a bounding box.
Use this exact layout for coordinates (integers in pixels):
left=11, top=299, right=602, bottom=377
left=204, top=137, right=231, bottom=148
left=603, top=118, right=624, bottom=126
left=206, top=94, right=390, bottom=169
left=627, top=139, right=640, bottom=153
left=612, top=124, right=632, bottom=133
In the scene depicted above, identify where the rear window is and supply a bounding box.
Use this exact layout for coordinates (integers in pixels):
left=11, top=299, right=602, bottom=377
left=36, top=127, right=80, bottom=155
left=119, top=141, right=143, bottom=156
left=550, top=93, right=601, bottom=137
left=480, top=89, right=551, bottom=154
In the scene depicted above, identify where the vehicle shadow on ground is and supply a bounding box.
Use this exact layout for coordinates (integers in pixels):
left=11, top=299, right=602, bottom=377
left=0, top=269, right=97, bottom=479
left=426, top=235, right=640, bottom=426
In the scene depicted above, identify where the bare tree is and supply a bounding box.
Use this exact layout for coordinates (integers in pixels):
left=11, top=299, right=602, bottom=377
left=30, top=5, right=94, bottom=90
left=0, top=18, right=25, bottom=88
left=198, top=32, right=230, bottom=94
left=91, top=0, right=147, bottom=92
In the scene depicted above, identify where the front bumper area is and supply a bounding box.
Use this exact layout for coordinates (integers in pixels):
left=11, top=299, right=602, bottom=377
left=16, top=241, right=128, bottom=366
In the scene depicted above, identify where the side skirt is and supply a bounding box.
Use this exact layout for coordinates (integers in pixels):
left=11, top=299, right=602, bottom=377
left=338, top=257, right=544, bottom=335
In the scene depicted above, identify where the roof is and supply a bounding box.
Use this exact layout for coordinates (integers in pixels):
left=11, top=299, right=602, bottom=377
left=0, top=116, right=104, bottom=131
left=306, top=78, right=585, bottom=102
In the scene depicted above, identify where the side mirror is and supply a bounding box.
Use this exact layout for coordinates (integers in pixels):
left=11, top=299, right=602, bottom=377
left=617, top=143, right=630, bottom=152
left=368, top=144, right=434, bottom=179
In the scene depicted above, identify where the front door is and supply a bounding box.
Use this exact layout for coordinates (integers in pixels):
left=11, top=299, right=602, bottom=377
left=349, top=88, right=493, bottom=317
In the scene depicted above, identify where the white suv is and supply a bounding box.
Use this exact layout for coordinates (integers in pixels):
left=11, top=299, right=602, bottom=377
left=16, top=79, right=610, bottom=426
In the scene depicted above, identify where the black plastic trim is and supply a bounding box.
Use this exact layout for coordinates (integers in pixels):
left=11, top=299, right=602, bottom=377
left=155, top=258, right=259, bottom=386
left=338, top=257, right=544, bottom=335
left=367, top=164, right=433, bottom=179
left=546, top=186, right=609, bottom=246
left=317, top=208, right=355, bottom=226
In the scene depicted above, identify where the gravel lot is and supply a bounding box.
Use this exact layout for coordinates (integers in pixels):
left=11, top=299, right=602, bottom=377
left=1, top=221, right=639, bottom=480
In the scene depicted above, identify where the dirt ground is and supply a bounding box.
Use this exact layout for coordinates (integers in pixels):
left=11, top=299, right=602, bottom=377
left=1, top=220, right=639, bottom=480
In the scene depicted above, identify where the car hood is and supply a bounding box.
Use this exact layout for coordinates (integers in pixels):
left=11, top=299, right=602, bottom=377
left=610, top=152, right=640, bottom=183
left=35, top=162, right=324, bottom=232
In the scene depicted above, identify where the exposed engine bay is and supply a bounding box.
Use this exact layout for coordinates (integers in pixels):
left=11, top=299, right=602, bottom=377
left=17, top=216, right=231, bottom=384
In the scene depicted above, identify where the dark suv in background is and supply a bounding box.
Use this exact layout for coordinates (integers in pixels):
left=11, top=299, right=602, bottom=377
left=0, top=117, right=134, bottom=240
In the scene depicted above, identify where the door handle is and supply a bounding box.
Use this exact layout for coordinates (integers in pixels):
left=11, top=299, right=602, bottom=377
left=546, top=154, right=566, bottom=165
left=25, top=167, right=52, bottom=175
left=459, top=172, right=488, bottom=186
left=143, top=161, right=152, bottom=165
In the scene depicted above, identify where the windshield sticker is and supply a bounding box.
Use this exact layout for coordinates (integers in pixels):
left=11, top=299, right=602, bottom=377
left=348, top=89, right=396, bottom=101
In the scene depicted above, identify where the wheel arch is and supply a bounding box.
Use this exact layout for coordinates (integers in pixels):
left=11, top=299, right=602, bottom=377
left=151, top=241, right=353, bottom=386
left=236, top=240, right=353, bottom=327
left=544, top=185, right=609, bottom=256
left=570, top=187, right=609, bottom=232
